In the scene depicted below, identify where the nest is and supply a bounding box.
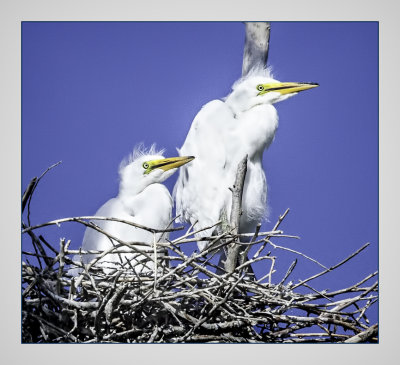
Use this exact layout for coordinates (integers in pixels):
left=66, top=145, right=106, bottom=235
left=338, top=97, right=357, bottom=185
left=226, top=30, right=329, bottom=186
left=22, top=162, right=378, bottom=343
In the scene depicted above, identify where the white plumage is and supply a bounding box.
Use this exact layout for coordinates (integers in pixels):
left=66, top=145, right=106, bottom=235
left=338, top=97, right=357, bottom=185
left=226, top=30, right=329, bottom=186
left=174, top=68, right=318, bottom=252
left=71, top=145, right=194, bottom=275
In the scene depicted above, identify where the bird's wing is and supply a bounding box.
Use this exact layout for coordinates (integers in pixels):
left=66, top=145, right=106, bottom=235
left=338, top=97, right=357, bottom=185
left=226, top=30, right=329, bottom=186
left=174, top=100, right=235, bottom=237
left=80, top=198, right=124, bottom=255
left=70, top=198, right=121, bottom=271
left=132, top=184, right=173, bottom=242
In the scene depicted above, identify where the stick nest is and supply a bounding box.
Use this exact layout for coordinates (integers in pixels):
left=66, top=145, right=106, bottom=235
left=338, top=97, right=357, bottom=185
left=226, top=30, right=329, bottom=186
left=22, top=165, right=378, bottom=343
left=22, top=215, right=378, bottom=343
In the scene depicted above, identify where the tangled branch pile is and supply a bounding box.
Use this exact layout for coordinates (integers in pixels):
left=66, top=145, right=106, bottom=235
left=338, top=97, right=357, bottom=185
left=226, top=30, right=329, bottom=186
left=22, top=213, right=378, bottom=343
left=21, top=161, right=378, bottom=343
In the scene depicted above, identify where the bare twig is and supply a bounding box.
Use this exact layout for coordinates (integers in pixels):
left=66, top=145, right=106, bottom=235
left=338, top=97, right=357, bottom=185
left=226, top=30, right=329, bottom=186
left=25, top=161, right=62, bottom=226
left=22, top=216, right=184, bottom=234
left=22, top=177, right=37, bottom=213
left=292, top=243, right=370, bottom=290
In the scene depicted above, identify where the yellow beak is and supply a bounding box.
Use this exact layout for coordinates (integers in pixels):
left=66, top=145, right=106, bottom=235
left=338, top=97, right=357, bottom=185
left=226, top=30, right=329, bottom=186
left=258, top=82, right=319, bottom=95
left=148, top=156, right=195, bottom=173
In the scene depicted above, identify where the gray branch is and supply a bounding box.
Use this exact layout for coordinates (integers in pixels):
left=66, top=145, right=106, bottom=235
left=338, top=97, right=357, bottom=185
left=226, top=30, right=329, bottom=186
left=22, top=177, right=37, bottom=213
left=344, top=324, right=378, bottom=343
left=242, top=22, right=271, bottom=76
left=224, top=155, right=248, bottom=273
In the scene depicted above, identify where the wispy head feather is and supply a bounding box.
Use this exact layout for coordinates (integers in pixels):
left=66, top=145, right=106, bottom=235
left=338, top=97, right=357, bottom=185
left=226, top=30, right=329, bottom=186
left=118, top=143, right=165, bottom=175
left=231, top=66, right=274, bottom=90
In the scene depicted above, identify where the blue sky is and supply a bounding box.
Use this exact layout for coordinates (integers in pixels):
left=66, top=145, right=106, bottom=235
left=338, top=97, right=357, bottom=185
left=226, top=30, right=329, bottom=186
left=22, top=22, right=378, bottom=323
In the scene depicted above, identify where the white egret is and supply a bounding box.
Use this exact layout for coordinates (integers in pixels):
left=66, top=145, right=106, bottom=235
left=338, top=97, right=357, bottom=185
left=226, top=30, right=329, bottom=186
left=71, top=145, right=194, bottom=276
left=174, top=68, right=318, bottom=259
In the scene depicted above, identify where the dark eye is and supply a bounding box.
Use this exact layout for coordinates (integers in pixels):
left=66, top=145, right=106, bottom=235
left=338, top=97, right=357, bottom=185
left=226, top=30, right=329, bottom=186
left=142, top=162, right=149, bottom=169
left=257, top=84, right=264, bottom=91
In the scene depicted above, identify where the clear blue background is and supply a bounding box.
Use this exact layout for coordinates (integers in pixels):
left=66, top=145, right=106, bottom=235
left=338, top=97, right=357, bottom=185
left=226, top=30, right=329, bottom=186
left=22, top=22, right=378, bottom=323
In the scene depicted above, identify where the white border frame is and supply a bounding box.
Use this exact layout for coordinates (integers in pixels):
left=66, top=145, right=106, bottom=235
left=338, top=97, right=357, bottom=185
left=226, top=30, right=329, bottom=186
left=2, top=0, right=397, bottom=363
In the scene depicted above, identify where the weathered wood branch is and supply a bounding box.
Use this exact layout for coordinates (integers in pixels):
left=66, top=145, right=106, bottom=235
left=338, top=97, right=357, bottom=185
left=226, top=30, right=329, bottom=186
left=224, top=155, right=248, bottom=273
left=22, top=177, right=37, bottom=213
left=242, top=22, right=271, bottom=76
left=344, top=323, right=378, bottom=343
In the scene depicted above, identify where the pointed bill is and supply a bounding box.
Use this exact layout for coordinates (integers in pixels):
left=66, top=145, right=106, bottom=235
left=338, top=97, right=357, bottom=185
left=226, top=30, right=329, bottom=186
left=148, top=156, right=195, bottom=173
left=258, top=82, right=319, bottom=95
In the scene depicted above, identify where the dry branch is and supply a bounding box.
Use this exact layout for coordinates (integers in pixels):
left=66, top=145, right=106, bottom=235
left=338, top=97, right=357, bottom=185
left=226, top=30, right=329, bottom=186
left=242, top=22, right=271, bottom=76
left=225, top=155, right=248, bottom=273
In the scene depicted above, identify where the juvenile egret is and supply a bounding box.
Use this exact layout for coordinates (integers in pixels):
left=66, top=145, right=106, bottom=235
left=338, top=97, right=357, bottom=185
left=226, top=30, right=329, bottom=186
left=174, top=68, right=318, bottom=255
left=71, top=145, right=194, bottom=275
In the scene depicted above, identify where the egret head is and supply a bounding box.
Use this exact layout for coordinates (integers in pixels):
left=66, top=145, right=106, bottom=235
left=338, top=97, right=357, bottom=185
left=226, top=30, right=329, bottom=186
left=226, top=67, right=319, bottom=113
left=119, top=144, right=194, bottom=194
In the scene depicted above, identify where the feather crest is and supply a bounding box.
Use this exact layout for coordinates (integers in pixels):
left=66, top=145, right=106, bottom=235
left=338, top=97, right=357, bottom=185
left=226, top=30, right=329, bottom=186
left=231, top=66, right=274, bottom=91
left=118, top=143, right=165, bottom=174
